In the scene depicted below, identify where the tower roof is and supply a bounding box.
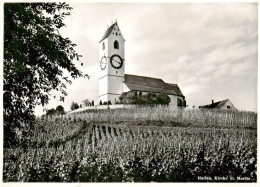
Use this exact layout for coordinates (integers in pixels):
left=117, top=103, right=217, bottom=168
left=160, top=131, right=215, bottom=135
left=99, top=22, right=117, bottom=43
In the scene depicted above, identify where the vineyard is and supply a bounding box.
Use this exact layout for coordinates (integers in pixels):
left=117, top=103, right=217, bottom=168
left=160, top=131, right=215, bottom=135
left=3, top=106, right=257, bottom=182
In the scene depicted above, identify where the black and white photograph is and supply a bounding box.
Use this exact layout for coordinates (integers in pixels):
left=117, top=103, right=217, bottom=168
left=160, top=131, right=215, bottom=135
left=2, top=1, right=258, bottom=185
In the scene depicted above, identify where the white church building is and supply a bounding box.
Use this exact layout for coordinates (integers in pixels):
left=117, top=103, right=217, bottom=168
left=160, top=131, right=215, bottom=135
left=98, top=21, right=186, bottom=107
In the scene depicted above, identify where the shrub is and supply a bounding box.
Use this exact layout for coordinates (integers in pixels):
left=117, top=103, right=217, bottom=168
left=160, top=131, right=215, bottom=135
left=71, top=102, right=79, bottom=111
left=119, top=91, right=171, bottom=105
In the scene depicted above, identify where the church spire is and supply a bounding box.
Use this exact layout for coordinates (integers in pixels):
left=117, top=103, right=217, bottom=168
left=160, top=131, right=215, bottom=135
left=99, top=21, right=124, bottom=43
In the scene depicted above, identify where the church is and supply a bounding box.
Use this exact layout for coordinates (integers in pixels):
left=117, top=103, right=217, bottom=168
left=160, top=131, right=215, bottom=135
left=98, top=21, right=186, bottom=107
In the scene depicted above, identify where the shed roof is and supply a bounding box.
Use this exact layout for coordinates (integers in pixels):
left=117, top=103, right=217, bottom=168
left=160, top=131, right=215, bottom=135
left=198, top=99, right=229, bottom=109
left=124, top=74, right=184, bottom=97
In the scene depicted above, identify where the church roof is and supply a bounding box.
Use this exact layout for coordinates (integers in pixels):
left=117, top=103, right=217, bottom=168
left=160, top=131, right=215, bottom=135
left=124, top=74, right=184, bottom=97
left=99, top=22, right=117, bottom=43
left=198, top=99, right=229, bottom=109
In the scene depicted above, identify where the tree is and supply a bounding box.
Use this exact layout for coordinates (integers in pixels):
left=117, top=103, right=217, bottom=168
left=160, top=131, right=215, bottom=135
left=82, top=99, right=91, bottom=107
left=119, top=91, right=134, bottom=104
left=91, top=100, right=94, bottom=106
left=45, top=105, right=65, bottom=116
left=99, top=100, right=102, bottom=105
left=156, top=93, right=171, bottom=105
left=108, top=100, right=112, bottom=105
left=71, top=102, right=79, bottom=111
left=46, top=108, right=56, bottom=116
left=4, top=3, right=88, bottom=147
left=56, top=105, right=65, bottom=115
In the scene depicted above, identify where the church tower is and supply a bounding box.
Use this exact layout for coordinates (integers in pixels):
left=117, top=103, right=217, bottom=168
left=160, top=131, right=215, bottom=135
left=99, top=21, right=125, bottom=104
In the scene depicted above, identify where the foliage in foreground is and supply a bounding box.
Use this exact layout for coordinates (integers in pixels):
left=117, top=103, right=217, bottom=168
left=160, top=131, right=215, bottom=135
left=4, top=2, right=88, bottom=147
left=3, top=111, right=257, bottom=182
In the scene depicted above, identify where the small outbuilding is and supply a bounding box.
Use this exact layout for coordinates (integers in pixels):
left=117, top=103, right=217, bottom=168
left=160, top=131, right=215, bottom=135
left=198, top=99, right=237, bottom=110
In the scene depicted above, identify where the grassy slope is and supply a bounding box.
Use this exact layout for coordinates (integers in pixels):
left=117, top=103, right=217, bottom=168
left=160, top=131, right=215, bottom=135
left=3, top=106, right=257, bottom=182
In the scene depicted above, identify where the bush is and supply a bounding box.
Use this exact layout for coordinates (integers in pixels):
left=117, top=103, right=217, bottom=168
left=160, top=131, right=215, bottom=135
left=56, top=105, right=65, bottom=115
left=45, top=105, right=65, bottom=116
left=119, top=91, right=171, bottom=105
left=71, top=102, right=79, bottom=111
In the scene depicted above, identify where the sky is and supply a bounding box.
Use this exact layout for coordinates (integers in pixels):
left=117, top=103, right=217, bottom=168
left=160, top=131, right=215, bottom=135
left=34, top=2, right=258, bottom=115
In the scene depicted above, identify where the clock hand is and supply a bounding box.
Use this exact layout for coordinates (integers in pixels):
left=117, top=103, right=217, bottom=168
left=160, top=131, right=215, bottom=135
left=113, top=59, right=121, bottom=64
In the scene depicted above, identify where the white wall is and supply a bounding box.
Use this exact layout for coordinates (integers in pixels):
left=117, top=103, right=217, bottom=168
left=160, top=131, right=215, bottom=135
left=99, top=23, right=125, bottom=104
left=219, top=99, right=237, bottom=110
left=99, top=94, right=108, bottom=104
left=68, top=104, right=137, bottom=114
left=99, top=76, right=108, bottom=97
left=99, top=93, right=121, bottom=104
left=123, top=83, right=130, bottom=92
left=107, top=94, right=121, bottom=104
left=168, top=95, right=185, bottom=106
left=107, top=76, right=125, bottom=94
left=99, top=39, right=109, bottom=78
left=107, top=24, right=125, bottom=78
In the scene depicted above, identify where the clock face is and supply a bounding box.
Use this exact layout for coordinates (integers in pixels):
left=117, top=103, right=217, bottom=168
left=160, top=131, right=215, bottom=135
left=110, top=54, right=123, bottom=69
left=100, top=56, right=107, bottom=70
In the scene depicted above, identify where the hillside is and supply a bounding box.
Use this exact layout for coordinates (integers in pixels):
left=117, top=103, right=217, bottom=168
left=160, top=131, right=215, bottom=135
left=3, top=106, right=257, bottom=182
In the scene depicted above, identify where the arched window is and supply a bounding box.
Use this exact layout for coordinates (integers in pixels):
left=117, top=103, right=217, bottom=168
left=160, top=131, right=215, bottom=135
left=102, top=42, right=105, bottom=50
left=114, top=40, right=119, bottom=49
left=177, top=98, right=182, bottom=107
left=183, top=99, right=186, bottom=107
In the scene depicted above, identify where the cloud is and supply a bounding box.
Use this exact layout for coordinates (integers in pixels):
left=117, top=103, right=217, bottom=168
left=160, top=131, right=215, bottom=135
left=35, top=3, right=257, bottom=115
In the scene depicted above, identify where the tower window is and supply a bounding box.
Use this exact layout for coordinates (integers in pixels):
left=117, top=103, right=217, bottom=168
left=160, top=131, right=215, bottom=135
left=116, top=33, right=118, bottom=36
left=114, top=40, right=119, bottom=49
left=102, top=42, right=105, bottom=50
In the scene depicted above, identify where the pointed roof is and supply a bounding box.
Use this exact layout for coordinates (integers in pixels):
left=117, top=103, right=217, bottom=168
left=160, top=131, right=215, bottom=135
left=99, top=22, right=117, bottom=43
left=198, top=99, right=230, bottom=109
left=124, top=74, right=184, bottom=97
